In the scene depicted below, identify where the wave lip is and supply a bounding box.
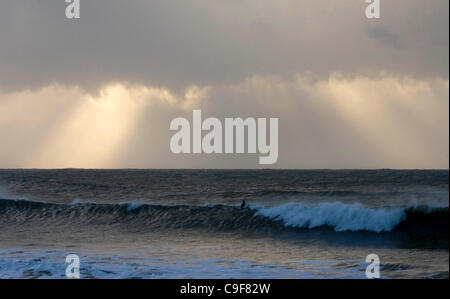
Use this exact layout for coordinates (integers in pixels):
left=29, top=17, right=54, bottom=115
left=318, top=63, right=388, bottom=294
left=255, top=202, right=408, bottom=233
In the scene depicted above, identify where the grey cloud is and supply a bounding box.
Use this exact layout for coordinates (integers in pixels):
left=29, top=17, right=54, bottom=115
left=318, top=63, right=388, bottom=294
left=365, top=25, right=404, bottom=49
left=0, top=0, right=448, bottom=93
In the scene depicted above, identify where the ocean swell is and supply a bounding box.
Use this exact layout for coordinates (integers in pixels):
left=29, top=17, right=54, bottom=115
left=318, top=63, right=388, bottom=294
left=0, top=198, right=447, bottom=235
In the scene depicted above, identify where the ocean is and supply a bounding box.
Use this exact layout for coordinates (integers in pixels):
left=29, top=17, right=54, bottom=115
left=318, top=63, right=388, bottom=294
left=0, top=169, right=448, bottom=279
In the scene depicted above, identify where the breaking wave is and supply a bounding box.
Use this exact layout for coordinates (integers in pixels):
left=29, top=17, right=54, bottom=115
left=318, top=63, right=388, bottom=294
left=256, top=202, right=406, bottom=232
left=0, top=198, right=447, bottom=236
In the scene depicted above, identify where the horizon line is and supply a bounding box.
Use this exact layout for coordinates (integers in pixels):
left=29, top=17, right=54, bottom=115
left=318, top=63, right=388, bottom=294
left=0, top=168, right=448, bottom=171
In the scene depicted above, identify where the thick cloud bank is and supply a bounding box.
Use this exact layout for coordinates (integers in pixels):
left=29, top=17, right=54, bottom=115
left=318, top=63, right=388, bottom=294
left=0, top=1, right=448, bottom=168
left=0, top=0, right=448, bottom=92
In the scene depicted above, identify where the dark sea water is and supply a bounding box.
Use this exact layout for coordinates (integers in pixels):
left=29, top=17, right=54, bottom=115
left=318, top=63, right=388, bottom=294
left=0, top=169, right=448, bottom=279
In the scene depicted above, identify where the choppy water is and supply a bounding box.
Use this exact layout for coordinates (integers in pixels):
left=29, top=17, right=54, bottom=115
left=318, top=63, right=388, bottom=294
left=0, top=169, right=448, bottom=279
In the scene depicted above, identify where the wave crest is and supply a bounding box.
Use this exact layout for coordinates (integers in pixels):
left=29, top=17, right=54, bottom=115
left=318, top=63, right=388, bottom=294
left=255, top=202, right=407, bottom=232
left=0, top=198, right=447, bottom=234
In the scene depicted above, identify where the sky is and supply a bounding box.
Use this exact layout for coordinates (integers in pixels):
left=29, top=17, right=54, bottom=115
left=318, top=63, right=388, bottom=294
left=0, top=0, right=448, bottom=169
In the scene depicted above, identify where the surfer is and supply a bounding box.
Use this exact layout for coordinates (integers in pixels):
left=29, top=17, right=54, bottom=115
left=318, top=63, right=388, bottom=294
left=240, top=200, right=246, bottom=209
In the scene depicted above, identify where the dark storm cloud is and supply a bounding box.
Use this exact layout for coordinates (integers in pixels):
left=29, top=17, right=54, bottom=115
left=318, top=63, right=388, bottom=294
left=0, top=0, right=448, bottom=93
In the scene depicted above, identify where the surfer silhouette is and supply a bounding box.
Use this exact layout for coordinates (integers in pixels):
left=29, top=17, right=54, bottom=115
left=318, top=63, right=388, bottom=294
left=240, top=200, right=246, bottom=209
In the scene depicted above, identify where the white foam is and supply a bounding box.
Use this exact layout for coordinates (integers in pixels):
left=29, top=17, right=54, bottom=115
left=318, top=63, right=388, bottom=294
left=255, top=202, right=407, bottom=232
left=0, top=249, right=369, bottom=279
